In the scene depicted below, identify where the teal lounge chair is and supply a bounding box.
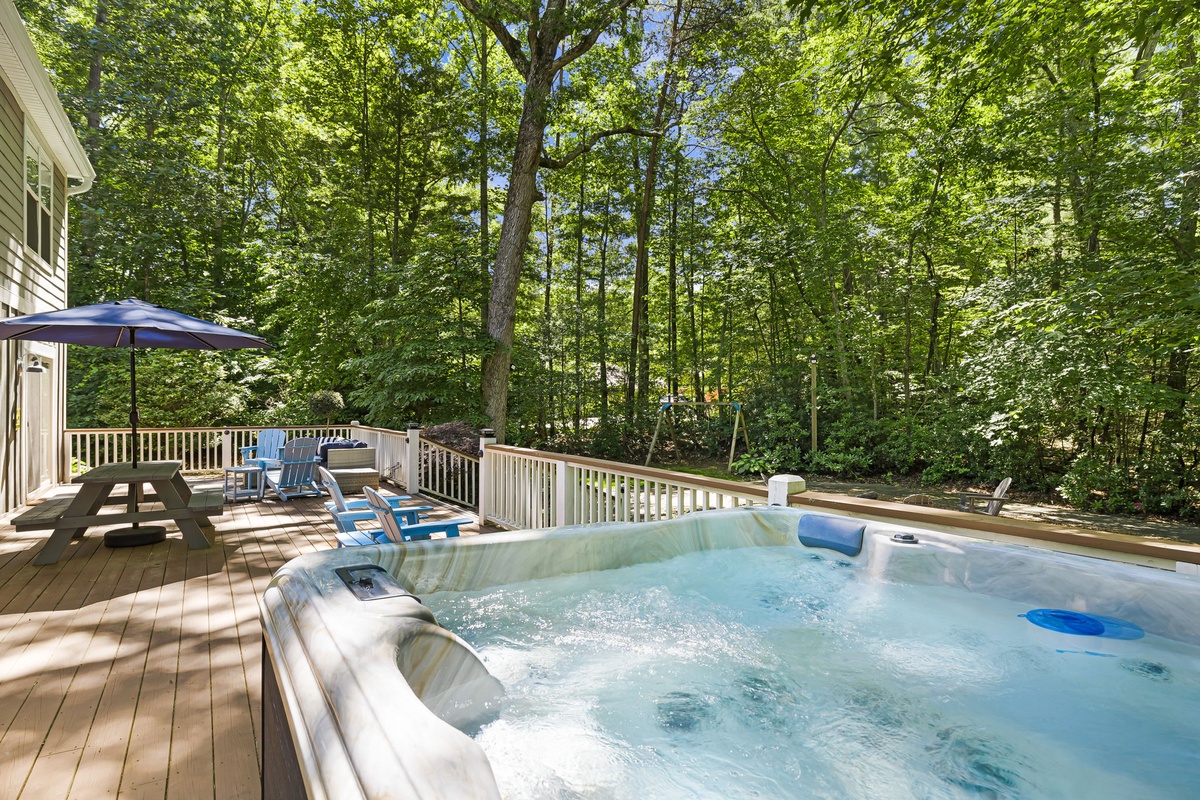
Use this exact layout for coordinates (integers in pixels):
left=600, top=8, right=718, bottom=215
left=341, top=486, right=471, bottom=546
left=265, top=438, right=322, bottom=501
left=242, top=427, right=288, bottom=470
left=319, top=467, right=431, bottom=538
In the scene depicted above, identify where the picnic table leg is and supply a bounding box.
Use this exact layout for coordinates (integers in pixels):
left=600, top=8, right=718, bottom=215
left=71, top=483, right=113, bottom=538
left=153, top=478, right=211, bottom=550
left=174, top=517, right=211, bottom=549
left=169, top=472, right=193, bottom=504
left=32, top=484, right=112, bottom=565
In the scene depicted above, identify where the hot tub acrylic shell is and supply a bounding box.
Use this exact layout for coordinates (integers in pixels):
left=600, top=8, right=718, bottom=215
left=258, top=506, right=1200, bottom=800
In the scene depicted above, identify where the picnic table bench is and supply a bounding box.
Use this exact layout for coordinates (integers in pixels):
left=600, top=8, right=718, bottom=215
left=13, top=460, right=225, bottom=565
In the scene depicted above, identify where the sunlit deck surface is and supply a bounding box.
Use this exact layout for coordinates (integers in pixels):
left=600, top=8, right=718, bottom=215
left=0, top=478, right=492, bottom=799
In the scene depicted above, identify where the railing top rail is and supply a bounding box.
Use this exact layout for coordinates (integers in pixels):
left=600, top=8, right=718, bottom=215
left=485, top=444, right=767, bottom=498
left=67, top=425, right=354, bottom=434
left=420, top=439, right=480, bottom=462
left=348, top=423, right=411, bottom=434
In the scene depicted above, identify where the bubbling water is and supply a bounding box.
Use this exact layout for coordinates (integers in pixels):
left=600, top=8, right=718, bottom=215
left=425, top=546, right=1200, bottom=799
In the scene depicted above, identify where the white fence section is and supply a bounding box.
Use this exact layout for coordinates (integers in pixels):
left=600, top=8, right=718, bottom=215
left=479, top=444, right=766, bottom=530
left=67, top=426, right=353, bottom=477
left=418, top=439, right=479, bottom=507
left=346, top=424, right=412, bottom=488
left=346, top=424, right=480, bottom=510
left=66, top=426, right=760, bottom=527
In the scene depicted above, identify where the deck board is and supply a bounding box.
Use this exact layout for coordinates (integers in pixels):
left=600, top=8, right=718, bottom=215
left=0, top=480, right=490, bottom=800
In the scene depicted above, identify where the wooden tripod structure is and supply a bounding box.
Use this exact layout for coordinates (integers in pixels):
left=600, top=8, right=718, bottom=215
left=645, top=400, right=752, bottom=469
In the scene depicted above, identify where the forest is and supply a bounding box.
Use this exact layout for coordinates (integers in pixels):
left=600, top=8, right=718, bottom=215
left=16, top=0, right=1200, bottom=516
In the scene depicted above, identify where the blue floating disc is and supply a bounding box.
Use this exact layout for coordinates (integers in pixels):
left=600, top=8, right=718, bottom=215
left=1021, top=609, right=1144, bottom=640
left=1089, top=614, right=1146, bottom=641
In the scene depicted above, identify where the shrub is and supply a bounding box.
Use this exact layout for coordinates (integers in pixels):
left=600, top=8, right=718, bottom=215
left=1058, top=454, right=1137, bottom=513
left=309, top=389, right=344, bottom=434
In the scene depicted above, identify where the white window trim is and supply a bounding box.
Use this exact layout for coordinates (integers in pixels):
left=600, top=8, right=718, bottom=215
left=23, top=123, right=54, bottom=272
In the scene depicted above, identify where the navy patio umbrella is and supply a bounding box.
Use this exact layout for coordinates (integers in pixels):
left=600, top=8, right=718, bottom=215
left=0, top=298, right=272, bottom=542
left=0, top=298, right=273, bottom=468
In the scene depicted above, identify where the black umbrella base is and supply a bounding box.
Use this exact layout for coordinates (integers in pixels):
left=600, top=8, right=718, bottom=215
left=104, top=526, right=167, bottom=548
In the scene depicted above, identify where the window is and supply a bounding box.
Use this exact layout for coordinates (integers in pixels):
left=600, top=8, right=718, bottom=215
left=24, top=130, right=51, bottom=265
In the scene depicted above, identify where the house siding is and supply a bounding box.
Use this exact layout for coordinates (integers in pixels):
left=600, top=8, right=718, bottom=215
left=0, top=69, right=70, bottom=513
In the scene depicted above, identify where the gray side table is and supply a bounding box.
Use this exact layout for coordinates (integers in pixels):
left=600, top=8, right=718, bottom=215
left=224, top=464, right=265, bottom=502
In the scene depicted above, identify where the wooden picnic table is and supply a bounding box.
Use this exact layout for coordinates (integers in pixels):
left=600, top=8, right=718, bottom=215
left=14, top=460, right=225, bottom=565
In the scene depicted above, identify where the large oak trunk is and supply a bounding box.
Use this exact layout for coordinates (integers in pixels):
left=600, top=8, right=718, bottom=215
left=481, top=70, right=554, bottom=441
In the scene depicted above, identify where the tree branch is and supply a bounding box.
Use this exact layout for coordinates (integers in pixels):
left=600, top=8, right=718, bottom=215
left=540, top=126, right=659, bottom=169
left=456, top=0, right=530, bottom=76
left=551, top=0, right=641, bottom=74
left=710, top=185, right=782, bottom=224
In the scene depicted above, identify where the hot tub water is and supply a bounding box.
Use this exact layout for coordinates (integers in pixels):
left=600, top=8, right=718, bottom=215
left=427, top=546, right=1200, bottom=800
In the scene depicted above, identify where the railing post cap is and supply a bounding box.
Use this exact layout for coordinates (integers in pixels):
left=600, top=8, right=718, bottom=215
left=480, top=428, right=495, bottom=436
left=351, top=420, right=360, bottom=426
left=407, top=421, right=420, bottom=429
left=767, top=474, right=806, bottom=505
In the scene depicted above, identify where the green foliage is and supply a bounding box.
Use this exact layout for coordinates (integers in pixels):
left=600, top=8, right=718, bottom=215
left=93, top=350, right=250, bottom=428
left=17, top=0, right=1200, bottom=517
left=1058, top=454, right=1139, bottom=515
left=1060, top=453, right=1200, bottom=519
left=309, top=390, right=344, bottom=427
left=730, top=453, right=778, bottom=478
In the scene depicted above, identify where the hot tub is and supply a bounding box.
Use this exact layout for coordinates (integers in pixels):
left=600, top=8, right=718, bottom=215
left=260, top=507, right=1200, bottom=799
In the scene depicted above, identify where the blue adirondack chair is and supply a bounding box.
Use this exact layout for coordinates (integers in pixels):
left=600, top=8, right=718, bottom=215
left=333, top=486, right=472, bottom=547
left=264, top=438, right=322, bottom=501
left=318, top=467, right=431, bottom=536
left=241, top=428, right=288, bottom=470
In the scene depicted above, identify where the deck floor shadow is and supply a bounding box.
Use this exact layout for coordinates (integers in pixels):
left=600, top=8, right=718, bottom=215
left=0, top=482, right=489, bottom=800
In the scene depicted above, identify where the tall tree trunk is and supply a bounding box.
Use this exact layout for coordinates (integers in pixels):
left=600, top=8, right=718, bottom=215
left=667, top=151, right=679, bottom=399
left=922, top=250, right=941, bottom=380
left=480, top=68, right=554, bottom=441
left=462, top=0, right=642, bottom=441
left=542, top=195, right=554, bottom=438
left=817, top=89, right=865, bottom=394
left=212, top=80, right=229, bottom=298
left=687, top=194, right=702, bottom=402
left=86, top=1, right=106, bottom=132
left=478, top=21, right=490, bottom=328
left=722, top=257, right=733, bottom=402
left=629, top=0, right=685, bottom=418
left=573, top=166, right=586, bottom=433
left=391, top=79, right=403, bottom=264
left=75, top=0, right=107, bottom=301
left=598, top=188, right=611, bottom=422
left=361, top=34, right=375, bottom=277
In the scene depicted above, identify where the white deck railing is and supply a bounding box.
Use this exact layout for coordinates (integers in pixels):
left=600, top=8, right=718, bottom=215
left=479, top=444, right=766, bottom=530
left=418, top=439, right=479, bottom=507
left=348, top=424, right=480, bottom=509
left=67, top=426, right=352, bottom=477
left=345, top=424, right=412, bottom=486
left=65, top=425, right=764, bottom=529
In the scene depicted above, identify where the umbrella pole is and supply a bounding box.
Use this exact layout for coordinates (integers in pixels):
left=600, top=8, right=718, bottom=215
left=129, top=332, right=139, bottom=520
left=107, top=328, right=165, bottom=546
left=129, top=331, right=137, bottom=470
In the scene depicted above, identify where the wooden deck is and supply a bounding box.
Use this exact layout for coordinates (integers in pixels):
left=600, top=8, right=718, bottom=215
left=0, top=479, right=489, bottom=800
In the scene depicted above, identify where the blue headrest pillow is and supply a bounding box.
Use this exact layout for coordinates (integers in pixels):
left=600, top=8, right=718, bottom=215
left=797, top=514, right=866, bottom=557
